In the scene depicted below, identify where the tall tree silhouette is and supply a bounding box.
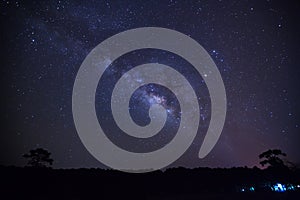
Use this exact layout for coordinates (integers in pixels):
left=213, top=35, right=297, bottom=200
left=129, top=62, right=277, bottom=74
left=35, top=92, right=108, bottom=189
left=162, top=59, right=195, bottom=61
left=259, top=149, right=287, bottom=169
left=23, top=148, right=53, bottom=168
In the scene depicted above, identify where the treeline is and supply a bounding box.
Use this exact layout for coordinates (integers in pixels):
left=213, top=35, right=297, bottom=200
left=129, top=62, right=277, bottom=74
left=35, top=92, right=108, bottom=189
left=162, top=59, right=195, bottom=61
left=0, top=165, right=299, bottom=199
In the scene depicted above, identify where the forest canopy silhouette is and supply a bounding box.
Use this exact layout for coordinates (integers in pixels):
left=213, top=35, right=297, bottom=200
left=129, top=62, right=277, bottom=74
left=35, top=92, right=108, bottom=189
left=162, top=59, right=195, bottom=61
left=0, top=148, right=299, bottom=199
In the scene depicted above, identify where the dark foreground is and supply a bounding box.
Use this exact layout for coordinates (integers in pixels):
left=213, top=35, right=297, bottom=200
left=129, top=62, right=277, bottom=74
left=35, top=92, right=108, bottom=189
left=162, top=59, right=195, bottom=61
left=0, top=166, right=299, bottom=199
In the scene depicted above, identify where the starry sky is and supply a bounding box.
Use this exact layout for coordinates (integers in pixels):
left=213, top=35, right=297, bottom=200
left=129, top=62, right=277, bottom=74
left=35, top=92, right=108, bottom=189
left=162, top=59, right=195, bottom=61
left=1, top=0, right=299, bottom=169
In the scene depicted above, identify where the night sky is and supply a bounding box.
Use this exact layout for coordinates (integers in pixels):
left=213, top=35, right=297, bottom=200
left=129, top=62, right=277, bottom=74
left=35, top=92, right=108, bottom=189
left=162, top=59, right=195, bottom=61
left=1, top=0, right=299, bottom=169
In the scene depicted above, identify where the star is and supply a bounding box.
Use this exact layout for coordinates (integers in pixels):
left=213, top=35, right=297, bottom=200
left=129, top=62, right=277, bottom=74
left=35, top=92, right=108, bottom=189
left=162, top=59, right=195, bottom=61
left=1, top=0, right=299, bottom=169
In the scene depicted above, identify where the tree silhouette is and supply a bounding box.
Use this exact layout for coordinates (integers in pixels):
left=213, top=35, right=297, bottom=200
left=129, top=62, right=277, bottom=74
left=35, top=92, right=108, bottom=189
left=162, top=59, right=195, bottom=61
left=23, top=148, right=53, bottom=168
left=259, top=149, right=287, bottom=169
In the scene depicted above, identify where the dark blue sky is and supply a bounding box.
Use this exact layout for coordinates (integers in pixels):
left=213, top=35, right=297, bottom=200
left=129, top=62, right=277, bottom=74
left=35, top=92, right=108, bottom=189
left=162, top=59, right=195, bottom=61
left=1, top=0, right=299, bottom=169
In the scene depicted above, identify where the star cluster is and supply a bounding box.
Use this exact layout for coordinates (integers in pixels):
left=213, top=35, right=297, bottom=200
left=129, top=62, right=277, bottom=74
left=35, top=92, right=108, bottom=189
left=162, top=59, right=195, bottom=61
left=1, top=0, right=299, bottom=169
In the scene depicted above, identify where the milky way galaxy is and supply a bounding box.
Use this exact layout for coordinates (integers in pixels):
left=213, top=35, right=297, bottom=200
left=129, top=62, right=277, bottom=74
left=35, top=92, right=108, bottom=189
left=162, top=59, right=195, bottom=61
left=1, top=0, right=300, bottom=169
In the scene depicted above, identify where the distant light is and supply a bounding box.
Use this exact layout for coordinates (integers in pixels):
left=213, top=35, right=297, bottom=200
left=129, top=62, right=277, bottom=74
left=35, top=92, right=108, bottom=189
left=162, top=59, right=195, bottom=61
left=273, top=183, right=286, bottom=192
left=249, top=187, right=255, bottom=192
left=241, top=188, right=245, bottom=192
left=287, top=185, right=295, bottom=191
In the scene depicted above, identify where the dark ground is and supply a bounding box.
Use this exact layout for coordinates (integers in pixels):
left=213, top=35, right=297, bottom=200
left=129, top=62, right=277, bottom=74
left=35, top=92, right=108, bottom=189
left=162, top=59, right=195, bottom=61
left=0, top=166, right=299, bottom=199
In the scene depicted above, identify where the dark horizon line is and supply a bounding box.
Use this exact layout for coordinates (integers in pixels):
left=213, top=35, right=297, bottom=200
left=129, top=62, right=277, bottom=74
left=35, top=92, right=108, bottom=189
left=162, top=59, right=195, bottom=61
left=2, top=164, right=299, bottom=171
